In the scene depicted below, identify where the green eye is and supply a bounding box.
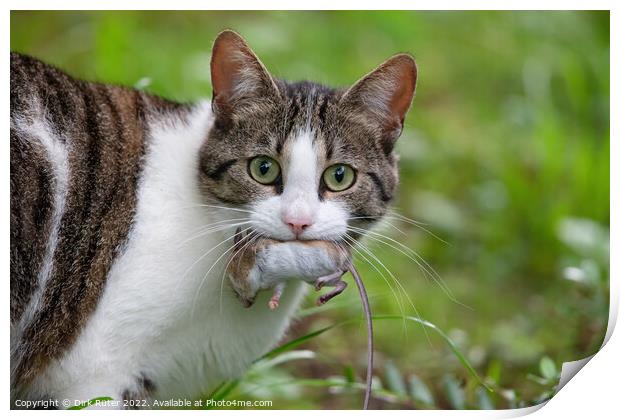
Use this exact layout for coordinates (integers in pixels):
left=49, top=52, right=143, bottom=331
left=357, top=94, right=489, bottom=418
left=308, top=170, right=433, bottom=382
left=249, top=156, right=281, bottom=184
left=323, top=164, right=356, bottom=192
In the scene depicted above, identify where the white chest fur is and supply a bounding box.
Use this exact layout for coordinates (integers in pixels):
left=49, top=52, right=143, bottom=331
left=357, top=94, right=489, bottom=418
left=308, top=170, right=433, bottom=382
left=34, top=103, right=306, bottom=402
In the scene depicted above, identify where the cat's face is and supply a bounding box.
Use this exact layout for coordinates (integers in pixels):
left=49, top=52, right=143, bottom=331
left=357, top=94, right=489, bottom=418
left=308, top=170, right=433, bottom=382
left=199, top=31, right=416, bottom=243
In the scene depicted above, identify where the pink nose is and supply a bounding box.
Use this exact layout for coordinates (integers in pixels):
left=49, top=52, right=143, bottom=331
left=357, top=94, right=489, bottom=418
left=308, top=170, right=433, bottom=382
left=284, top=217, right=313, bottom=236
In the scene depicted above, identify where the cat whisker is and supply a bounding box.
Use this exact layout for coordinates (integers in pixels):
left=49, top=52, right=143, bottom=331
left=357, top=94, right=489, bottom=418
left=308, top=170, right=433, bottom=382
left=348, top=225, right=445, bottom=292
left=181, top=220, right=253, bottom=246
left=377, top=218, right=407, bottom=236
left=348, top=213, right=450, bottom=246
left=166, top=201, right=255, bottom=215
left=386, top=211, right=451, bottom=246
left=190, top=230, right=256, bottom=320
left=341, top=235, right=410, bottom=338
left=387, top=207, right=429, bottom=225
left=182, top=226, right=254, bottom=280
left=347, top=212, right=428, bottom=227
left=196, top=219, right=252, bottom=233
left=348, top=226, right=470, bottom=310
left=344, top=233, right=432, bottom=344
left=347, top=216, right=407, bottom=236
left=218, top=230, right=261, bottom=314
left=183, top=203, right=257, bottom=215
left=192, top=217, right=253, bottom=231
left=340, top=237, right=402, bottom=310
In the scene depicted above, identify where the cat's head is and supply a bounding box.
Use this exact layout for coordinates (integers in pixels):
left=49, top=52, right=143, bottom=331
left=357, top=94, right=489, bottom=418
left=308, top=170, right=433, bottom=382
left=199, top=30, right=417, bottom=243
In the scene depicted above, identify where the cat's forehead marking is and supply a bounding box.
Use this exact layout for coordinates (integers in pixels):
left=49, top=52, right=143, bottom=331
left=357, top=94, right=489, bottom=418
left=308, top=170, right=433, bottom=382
left=282, top=128, right=320, bottom=205
left=276, top=80, right=338, bottom=160
left=304, top=85, right=317, bottom=128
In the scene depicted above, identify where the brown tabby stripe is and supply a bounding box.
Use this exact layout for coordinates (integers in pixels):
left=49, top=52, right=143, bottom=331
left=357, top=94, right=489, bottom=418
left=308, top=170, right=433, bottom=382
left=10, top=129, right=55, bottom=324
left=366, top=171, right=393, bottom=202
left=10, top=53, right=189, bottom=394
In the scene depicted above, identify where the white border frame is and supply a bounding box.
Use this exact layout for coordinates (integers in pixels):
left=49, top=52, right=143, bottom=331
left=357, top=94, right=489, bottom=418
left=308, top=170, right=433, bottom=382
left=3, top=3, right=616, bottom=418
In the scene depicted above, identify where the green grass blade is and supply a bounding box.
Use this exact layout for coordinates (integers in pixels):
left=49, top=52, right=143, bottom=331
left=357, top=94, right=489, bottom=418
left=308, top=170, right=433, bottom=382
left=260, top=323, right=343, bottom=360
left=204, top=313, right=492, bottom=406
left=266, top=314, right=494, bottom=392
left=207, top=379, right=241, bottom=404
left=372, top=315, right=494, bottom=392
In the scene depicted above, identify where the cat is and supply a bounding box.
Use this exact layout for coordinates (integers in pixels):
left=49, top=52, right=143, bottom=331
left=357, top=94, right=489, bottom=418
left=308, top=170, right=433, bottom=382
left=10, top=30, right=417, bottom=408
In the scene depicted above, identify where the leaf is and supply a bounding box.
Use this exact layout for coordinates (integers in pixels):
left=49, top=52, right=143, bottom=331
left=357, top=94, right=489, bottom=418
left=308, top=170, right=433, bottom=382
left=486, top=359, right=502, bottom=385
left=408, top=374, right=435, bottom=407
left=526, top=373, right=549, bottom=385
left=252, top=350, right=316, bottom=372
left=133, top=77, right=152, bottom=90
left=384, top=360, right=407, bottom=395
left=343, top=365, right=356, bottom=384
left=442, top=374, right=466, bottom=409
left=539, top=356, right=557, bottom=380
left=500, top=389, right=517, bottom=409
left=67, top=396, right=113, bottom=410
left=239, top=369, right=301, bottom=401
left=475, top=386, right=495, bottom=409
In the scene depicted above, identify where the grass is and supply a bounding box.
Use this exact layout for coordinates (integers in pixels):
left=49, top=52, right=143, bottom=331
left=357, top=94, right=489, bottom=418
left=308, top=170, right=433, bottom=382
left=10, top=10, right=610, bottom=409
left=205, top=313, right=559, bottom=409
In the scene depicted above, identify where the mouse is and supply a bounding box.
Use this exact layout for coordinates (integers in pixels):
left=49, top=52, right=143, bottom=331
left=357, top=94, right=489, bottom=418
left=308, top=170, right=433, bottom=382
left=227, top=228, right=351, bottom=309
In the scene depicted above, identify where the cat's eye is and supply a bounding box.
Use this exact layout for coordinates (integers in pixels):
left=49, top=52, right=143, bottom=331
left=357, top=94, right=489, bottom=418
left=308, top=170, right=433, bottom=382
left=322, top=164, right=356, bottom=192
left=249, top=156, right=281, bottom=185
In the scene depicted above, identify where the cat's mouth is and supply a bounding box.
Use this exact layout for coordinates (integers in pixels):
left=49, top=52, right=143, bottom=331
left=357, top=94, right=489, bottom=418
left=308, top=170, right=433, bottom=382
left=242, top=228, right=317, bottom=245
left=245, top=224, right=348, bottom=244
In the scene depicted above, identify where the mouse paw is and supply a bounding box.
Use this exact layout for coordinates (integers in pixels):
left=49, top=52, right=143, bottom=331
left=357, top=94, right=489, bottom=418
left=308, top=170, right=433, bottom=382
left=315, top=271, right=348, bottom=306
left=268, top=283, right=285, bottom=310
left=315, top=270, right=345, bottom=291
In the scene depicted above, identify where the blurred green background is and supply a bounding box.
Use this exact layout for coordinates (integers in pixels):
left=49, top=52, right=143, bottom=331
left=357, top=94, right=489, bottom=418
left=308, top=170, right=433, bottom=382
left=11, top=11, right=610, bottom=409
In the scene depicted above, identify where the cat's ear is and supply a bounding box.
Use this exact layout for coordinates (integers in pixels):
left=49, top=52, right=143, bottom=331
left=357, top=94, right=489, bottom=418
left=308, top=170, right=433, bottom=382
left=340, top=54, right=417, bottom=153
left=210, top=30, right=279, bottom=123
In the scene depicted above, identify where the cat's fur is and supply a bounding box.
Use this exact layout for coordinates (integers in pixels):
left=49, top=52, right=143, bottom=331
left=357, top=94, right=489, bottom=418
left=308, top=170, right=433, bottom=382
left=10, top=30, right=416, bottom=407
